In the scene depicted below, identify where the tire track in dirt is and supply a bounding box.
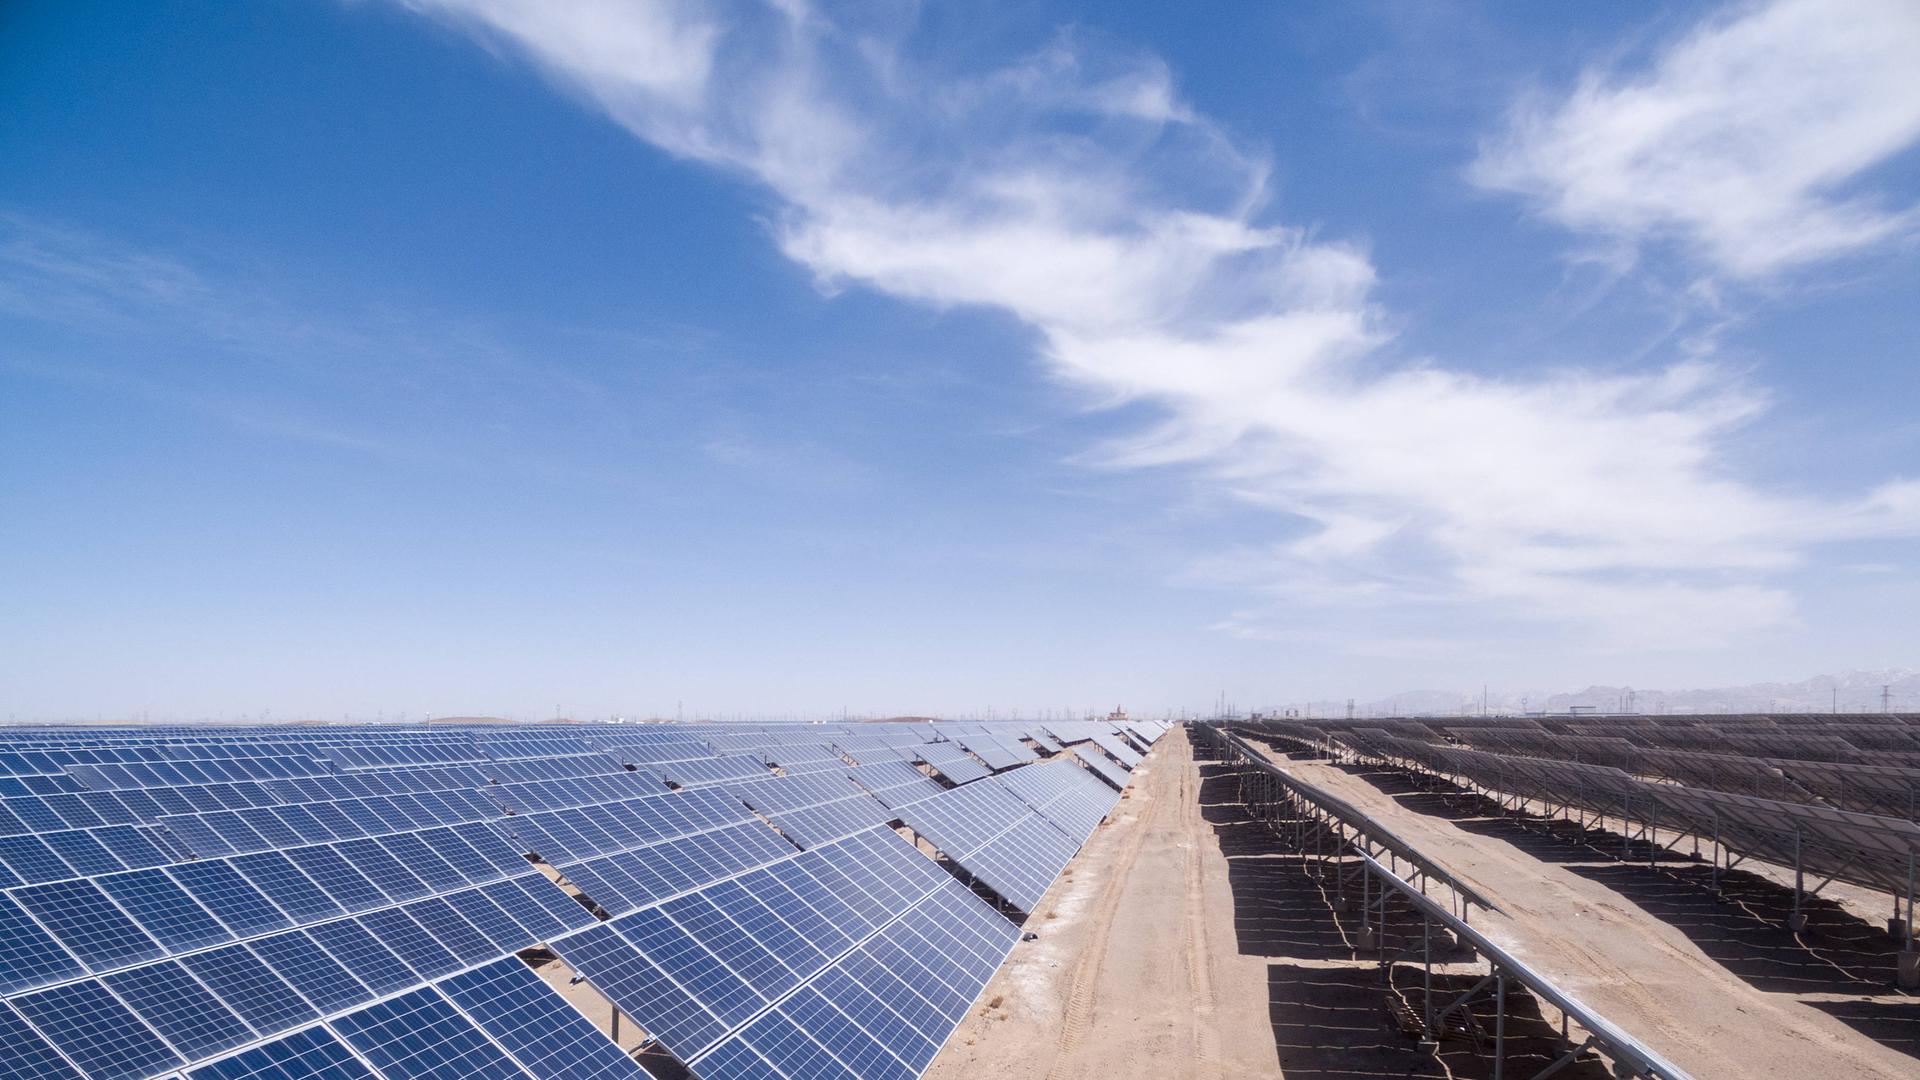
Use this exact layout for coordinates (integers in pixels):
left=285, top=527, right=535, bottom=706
left=1044, top=745, right=1168, bottom=1080
left=1179, top=752, right=1224, bottom=1076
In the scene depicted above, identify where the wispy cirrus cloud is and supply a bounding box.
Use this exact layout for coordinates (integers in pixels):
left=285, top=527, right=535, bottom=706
left=1472, top=0, right=1920, bottom=279
left=393, top=0, right=1920, bottom=651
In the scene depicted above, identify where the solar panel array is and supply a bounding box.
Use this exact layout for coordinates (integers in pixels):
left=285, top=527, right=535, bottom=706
left=0, top=719, right=1148, bottom=1080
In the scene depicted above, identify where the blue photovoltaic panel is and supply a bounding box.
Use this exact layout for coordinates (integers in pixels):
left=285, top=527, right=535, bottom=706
left=0, top=1000, right=87, bottom=1080
left=358, top=907, right=462, bottom=979
left=330, top=986, right=534, bottom=1080
left=103, top=961, right=257, bottom=1061
left=478, top=879, right=568, bottom=942
left=12, top=878, right=166, bottom=972
left=186, top=1025, right=379, bottom=1080
left=180, top=943, right=320, bottom=1038
left=660, top=892, right=801, bottom=999
left=438, top=958, right=648, bottom=1080
left=686, top=1038, right=782, bottom=1080
left=94, top=869, right=233, bottom=952
left=720, top=1009, right=856, bottom=1080
left=40, top=830, right=126, bottom=877
left=0, top=891, right=86, bottom=994
left=507, top=874, right=598, bottom=932
left=230, top=851, right=346, bottom=923
left=780, top=984, right=914, bottom=1080
left=549, top=925, right=725, bottom=1055
left=9, top=978, right=183, bottom=1080
left=443, top=889, right=539, bottom=953
left=248, top=930, right=376, bottom=1016
left=0, top=833, right=76, bottom=883
left=281, top=846, right=389, bottom=912
left=423, top=827, right=511, bottom=884
left=374, top=833, right=468, bottom=891
left=302, top=918, right=420, bottom=997
left=167, top=859, right=293, bottom=937
left=403, top=897, right=500, bottom=965
left=614, top=906, right=763, bottom=1028
left=334, top=838, right=431, bottom=901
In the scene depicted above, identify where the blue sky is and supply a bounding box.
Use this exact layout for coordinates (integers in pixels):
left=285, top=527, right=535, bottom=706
left=3, top=0, right=1918, bottom=720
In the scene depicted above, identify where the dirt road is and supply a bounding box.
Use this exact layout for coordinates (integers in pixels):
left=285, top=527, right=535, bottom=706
left=925, top=728, right=1278, bottom=1080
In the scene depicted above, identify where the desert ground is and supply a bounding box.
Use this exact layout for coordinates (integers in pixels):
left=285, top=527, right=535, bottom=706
left=927, top=727, right=1920, bottom=1080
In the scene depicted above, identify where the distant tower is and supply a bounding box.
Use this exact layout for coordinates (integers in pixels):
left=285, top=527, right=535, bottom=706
left=1345, top=698, right=1355, bottom=720
left=1884, top=685, right=1893, bottom=713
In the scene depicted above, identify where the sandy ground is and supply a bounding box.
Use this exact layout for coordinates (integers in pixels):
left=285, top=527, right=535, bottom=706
left=926, top=729, right=1279, bottom=1080
left=1268, top=748, right=1920, bottom=1080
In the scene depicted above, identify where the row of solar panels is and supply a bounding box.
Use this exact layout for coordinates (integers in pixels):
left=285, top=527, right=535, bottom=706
left=1367, top=736, right=1920, bottom=896
left=0, top=722, right=1150, bottom=1080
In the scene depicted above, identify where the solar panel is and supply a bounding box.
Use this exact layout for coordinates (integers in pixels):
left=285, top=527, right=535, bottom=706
left=444, top=888, right=540, bottom=953
left=8, top=978, right=183, bottom=1080
left=334, top=837, right=432, bottom=901
left=375, top=832, right=469, bottom=891
left=40, top=830, right=127, bottom=877
left=614, top=905, right=763, bottom=1027
left=12, top=878, right=167, bottom=972
left=438, top=958, right=649, bottom=1080
left=303, top=918, right=420, bottom=997
left=102, top=961, right=256, bottom=1061
left=358, top=907, right=463, bottom=979
left=0, top=720, right=1117, bottom=1080
left=1077, top=752, right=1130, bottom=792
left=230, top=851, right=346, bottom=923
left=329, top=986, right=534, bottom=1080
left=167, top=859, right=293, bottom=938
left=550, top=924, right=727, bottom=1053
left=92, top=868, right=233, bottom=952
left=0, top=890, right=87, bottom=993
left=179, top=943, right=319, bottom=1038
left=0, top=1000, right=87, bottom=1080
left=185, top=1025, right=379, bottom=1080
left=281, top=846, right=389, bottom=912
left=0, top=833, right=78, bottom=883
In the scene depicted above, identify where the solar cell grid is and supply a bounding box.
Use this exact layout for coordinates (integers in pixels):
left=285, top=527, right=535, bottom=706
left=443, top=889, right=538, bottom=954
left=357, top=907, right=463, bottom=980
left=334, top=837, right=432, bottom=901
left=248, top=929, right=376, bottom=1015
left=94, top=868, right=233, bottom=952
left=166, top=859, right=292, bottom=938
left=302, top=917, right=419, bottom=997
left=330, top=986, right=534, bottom=1080
left=781, top=984, right=915, bottom=1080
left=9, top=977, right=183, bottom=1080
left=549, top=924, right=726, bottom=1054
left=0, top=1000, right=87, bottom=1080
left=659, top=892, right=799, bottom=998
left=102, top=960, right=256, bottom=1062
left=185, top=1024, right=379, bottom=1080
left=438, top=958, right=649, bottom=1080
left=280, top=846, right=388, bottom=913
left=614, top=906, right=764, bottom=1027
left=404, top=897, right=501, bottom=966
left=12, top=877, right=166, bottom=972
left=727, top=1008, right=856, bottom=1080
left=0, top=832, right=77, bottom=883
left=506, top=873, right=598, bottom=932
left=0, top=891, right=86, bottom=994
left=477, top=879, right=567, bottom=942
left=91, top=826, right=170, bottom=869
left=180, top=943, right=319, bottom=1037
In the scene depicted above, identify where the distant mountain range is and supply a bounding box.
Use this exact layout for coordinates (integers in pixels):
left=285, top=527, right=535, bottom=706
left=1290, top=668, right=1920, bottom=718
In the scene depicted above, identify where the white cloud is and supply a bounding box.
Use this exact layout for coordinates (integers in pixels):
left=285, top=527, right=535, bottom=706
left=396, top=0, right=1920, bottom=648
left=1473, top=0, right=1920, bottom=278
